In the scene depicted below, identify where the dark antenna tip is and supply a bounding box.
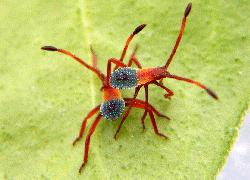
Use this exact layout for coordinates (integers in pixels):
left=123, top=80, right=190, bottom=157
left=41, top=46, right=58, bottom=51
left=206, top=88, right=219, bottom=100
left=133, top=24, right=147, bottom=35
left=184, top=2, right=192, bottom=17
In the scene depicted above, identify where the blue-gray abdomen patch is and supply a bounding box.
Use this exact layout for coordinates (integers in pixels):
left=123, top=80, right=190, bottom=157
left=110, top=67, right=138, bottom=89
left=100, top=99, right=125, bottom=120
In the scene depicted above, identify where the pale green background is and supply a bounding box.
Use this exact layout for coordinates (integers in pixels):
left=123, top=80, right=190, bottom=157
left=0, top=0, right=249, bottom=179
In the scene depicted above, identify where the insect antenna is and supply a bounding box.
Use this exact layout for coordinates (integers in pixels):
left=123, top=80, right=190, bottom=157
left=163, top=3, right=192, bottom=69
left=41, top=46, right=106, bottom=83
left=166, top=73, right=218, bottom=100
left=118, top=24, right=146, bottom=64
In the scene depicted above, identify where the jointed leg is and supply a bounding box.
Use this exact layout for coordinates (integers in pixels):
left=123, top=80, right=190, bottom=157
left=127, top=46, right=149, bottom=130
left=73, top=105, right=100, bottom=146
left=124, top=98, right=170, bottom=120
left=125, top=98, right=170, bottom=119
left=148, top=111, right=168, bottom=139
left=114, top=86, right=143, bottom=139
left=140, top=110, right=148, bottom=131
left=141, top=85, right=148, bottom=130
left=79, top=114, right=102, bottom=174
left=125, top=47, right=149, bottom=131
left=127, top=46, right=147, bottom=130
left=114, top=89, right=168, bottom=139
left=127, top=47, right=149, bottom=130
left=114, top=107, right=132, bottom=139
left=119, top=99, right=168, bottom=139
left=153, top=81, right=174, bottom=99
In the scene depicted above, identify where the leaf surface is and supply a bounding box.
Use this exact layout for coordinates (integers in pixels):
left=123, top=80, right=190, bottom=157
left=0, top=0, right=249, bottom=179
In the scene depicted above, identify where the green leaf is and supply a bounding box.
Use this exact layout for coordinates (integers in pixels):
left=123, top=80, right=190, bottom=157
left=0, top=0, right=249, bottom=179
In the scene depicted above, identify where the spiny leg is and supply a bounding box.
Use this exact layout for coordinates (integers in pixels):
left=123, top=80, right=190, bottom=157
left=153, top=81, right=174, bottom=99
left=79, top=114, right=102, bottom=174
left=164, top=3, right=192, bottom=69
left=73, top=105, right=100, bottom=146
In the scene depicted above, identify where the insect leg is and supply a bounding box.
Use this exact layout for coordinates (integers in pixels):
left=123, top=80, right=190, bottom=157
left=126, top=46, right=150, bottom=130
left=123, top=99, right=169, bottom=139
left=127, top=46, right=150, bottom=131
left=114, top=107, right=132, bottom=140
left=124, top=98, right=170, bottom=120
left=113, top=86, right=142, bottom=139
left=73, top=105, right=101, bottom=146
left=153, top=81, right=174, bottom=99
left=148, top=111, right=168, bottom=139
left=79, top=114, right=102, bottom=174
left=141, top=85, right=149, bottom=131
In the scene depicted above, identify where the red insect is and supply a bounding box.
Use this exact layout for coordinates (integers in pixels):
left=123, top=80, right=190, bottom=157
left=109, top=3, right=218, bottom=115
left=106, top=3, right=218, bottom=134
left=41, top=25, right=169, bottom=173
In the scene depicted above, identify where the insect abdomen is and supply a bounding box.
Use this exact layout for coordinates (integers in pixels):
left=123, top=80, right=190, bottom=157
left=110, top=67, right=138, bottom=89
left=100, top=99, right=125, bottom=120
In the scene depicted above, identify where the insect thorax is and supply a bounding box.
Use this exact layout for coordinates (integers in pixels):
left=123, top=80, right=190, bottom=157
left=137, top=67, right=166, bottom=85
